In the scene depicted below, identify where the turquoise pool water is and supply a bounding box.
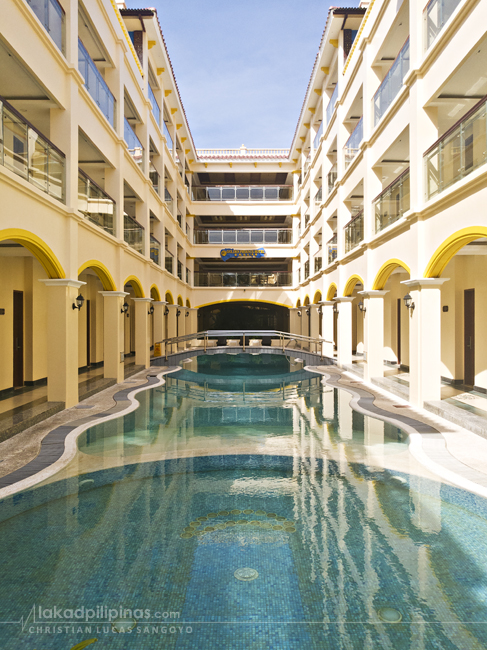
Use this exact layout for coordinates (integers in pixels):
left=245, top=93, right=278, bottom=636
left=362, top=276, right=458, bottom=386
left=1, top=354, right=487, bottom=649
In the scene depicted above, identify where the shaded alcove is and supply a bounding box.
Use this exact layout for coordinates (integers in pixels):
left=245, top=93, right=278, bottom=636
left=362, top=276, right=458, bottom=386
left=198, top=301, right=289, bottom=331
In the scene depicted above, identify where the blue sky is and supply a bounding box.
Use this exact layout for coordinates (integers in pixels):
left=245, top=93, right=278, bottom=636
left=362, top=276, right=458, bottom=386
left=125, top=0, right=341, bottom=149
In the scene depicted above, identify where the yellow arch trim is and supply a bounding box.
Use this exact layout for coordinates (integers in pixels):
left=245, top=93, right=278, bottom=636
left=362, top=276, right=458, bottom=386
left=78, top=260, right=117, bottom=291
left=177, top=294, right=184, bottom=306
left=343, top=274, right=365, bottom=297
left=372, top=259, right=410, bottom=290
left=123, top=275, right=145, bottom=298
left=313, top=290, right=322, bottom=304
left=186, top=299, right=191, bottom=308
left=165, top=291, right=174, bottom=305
left=303, top=294, right=310, bottom=305
left=0, top=228, right=65, bottom=279
left=424, top=227, right=487, bottom=278
left=296, top=299, right=301, bottom=308
left=196, top=298, right=292, bottom=309
left=326, top=283, right=337, bottom=301
left=150, top=284, right=162, bottom=301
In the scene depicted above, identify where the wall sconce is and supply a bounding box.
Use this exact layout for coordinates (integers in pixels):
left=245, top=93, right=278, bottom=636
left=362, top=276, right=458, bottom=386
left=358, top=301, right=366, bottom=313
left=148, top=305, right=154, bottom=315
left=164, top=307, right=169, bottom=316
left=317, top=306, right=323, bottom=316
left=297, top=310, right=302, bottom=317
left=403, top=293, right=415, bottom=311
left=121, top=301, right=129, bottom=314
left=305, top=309, right=310, bottom=316
left=176, top=309, right=181, bottom=317
left=333, top=302, right=338, bottom=313
left=185, top=310, right=189, bottom=317
left=72, top=294, right=85, bottom=310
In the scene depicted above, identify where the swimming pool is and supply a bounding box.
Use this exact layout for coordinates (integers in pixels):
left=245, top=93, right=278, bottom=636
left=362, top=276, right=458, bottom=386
left=1, top=354, right=487, bottom=649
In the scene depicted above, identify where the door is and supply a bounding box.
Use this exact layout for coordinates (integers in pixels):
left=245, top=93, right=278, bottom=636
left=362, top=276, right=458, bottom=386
left=86, top=299, right=91, bottom=367
left=464, top=289, right=475, bottom=386
left=13, top=291, right=24, bottom=387
left=397, top=299, right=401, bottom=366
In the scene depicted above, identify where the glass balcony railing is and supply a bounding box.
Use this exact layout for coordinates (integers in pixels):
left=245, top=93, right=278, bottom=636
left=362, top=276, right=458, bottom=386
left=425, top=97, right=487, bottom=199
left=177, top=211, right=183, bottom=229
left=304, top=212, right=310, bottom=228
left=150, top=235, right=161, bottom=265
left=193, top=229, right=293, bottom=245
left=327, top=164, right=338, bottom=194
left=194, top=271, right=292, bottom=288
left=78, top=40, right=115, bottom=128
left=424, top=0, right=462, bottom=50
left=326, top=85, right=338, bottom=126
left=374, top=168, right=410, bottom=233
left=124, top=213, right=144, bottom=254
left=327, top=234, right=337, bottom=265
left=344, top=118, right=363, bottom=169
left=192, top=186, right=293, bottom=201
left=314, top=256, right=322, bottom=273
left=27, top=0, right=65, bottom=54
left=148, top=86, right=161, bottom=127
left=186, top=223, right=190, bottom=239
left=304, top=260, right=310, bottom=280
left=315, top=187, right=323, bottom=205
left=164, top=189, right=173, bottom=213
left=373, top=39, right=410, bottom=126
left=313, top=122, right=323, bottom=151
left=163, top=120, right=173, bottom=154
left=186, top=267, right=191, bottom=285
left=78, top=170, right=115, bottom=235
left=149, top=164, right=159, bottom=194
left=165, top=249, right=173, bottom=274
left=177, top=260, right=183, bottom=281
left=344, top=211, right=364, bottom=253
left=124, top=117, right=144, bottom=170
left=0, top=96, right=65, bottom=202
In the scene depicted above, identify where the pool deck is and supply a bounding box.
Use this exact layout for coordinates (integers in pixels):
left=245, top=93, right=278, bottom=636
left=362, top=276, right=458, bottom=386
left=2, top=363, right=487, bottom=502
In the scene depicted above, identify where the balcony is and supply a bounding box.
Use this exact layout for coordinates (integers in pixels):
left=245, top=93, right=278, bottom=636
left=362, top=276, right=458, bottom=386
left=327, top=234, right=337, bottom=265
left=26, top=0, right=65, bottom=54
left=304, top=260, right=310, bottom=280
left=373, top=39, right=410, bottom=126
left=186, top=267, right=191, bottom=285
left=192, top=186, right=293, bottom=201
left=425, top=97, right=487, bottom=200
left=148, top=86, right=161, bottom=127
left=123, top=117, right=144, bottom=170
left=344, top=118, right=363, bottom=169
left=164, top=189, right=173, bottom=213
left=177, top=260, right=183, bottom=281
left=150, top=235, right=161, bottom=265
left=0, top=96, right=65, bottom=202
left=424, top=0, right=462, bottom=49
left=315, top=187, right=323, bottom=206
left=186, top=223, right=190, bottom=239
left=78, top=170, right=115, bottom=235
left=149, top=164, right=159, bottom=194
left=327, top=164, right=338, bottom=194
left=374, top=168, right=410, bottom=233
left=314, top=257, right=322, bottom=274
left=194, top=271, right=292, bottom=287
left=194, top=228, right=293, bottom=245
left=78, top=40, right=115, bottom=129
left=313, top=122, right=323, bottom=150
left=177, top=211, right=183, bottom=229
left=344, top=211, right=364, bottom=254
left=326, top=85, right=338, bottom=126
left=124, top=214, right=144, bottom=254
left=165, top=248, right=173, bottom=274
left=304, top=212, right=310, bottom=228
left=163, top=121, right=173, bottom=153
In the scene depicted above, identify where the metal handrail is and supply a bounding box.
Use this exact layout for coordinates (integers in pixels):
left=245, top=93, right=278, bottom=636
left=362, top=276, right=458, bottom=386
left=156, top=329, right=326, bottom=360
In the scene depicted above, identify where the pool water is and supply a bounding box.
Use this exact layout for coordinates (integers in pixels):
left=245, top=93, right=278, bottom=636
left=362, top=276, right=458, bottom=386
left=1, top=354, right=487, bottom=649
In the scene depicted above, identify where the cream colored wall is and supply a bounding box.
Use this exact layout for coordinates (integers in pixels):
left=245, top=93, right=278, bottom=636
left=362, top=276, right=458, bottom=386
left=383, top=273, right=410, bottom=367
left=77, top=273, right=105, bottom=369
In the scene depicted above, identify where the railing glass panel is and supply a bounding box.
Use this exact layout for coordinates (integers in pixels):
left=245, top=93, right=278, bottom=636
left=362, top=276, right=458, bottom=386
left=177, top=260, right=183, bottom=280
left=327, top=234, right=337, bottom=265
left=150, top=235, right=161, bottom=265
left=78, top=40, right=115, bottom=128
left=27, top=0, right=65, bottom=53
left=163, top=121, right=173, bottom=153
left=149, top=164, right=159, bottom=194
left=164, top=189, right=173, bottom=213
left=165, top=249, right=173, bottom=274
left=192, top=186, right=293, bottom=201
left=194, top=272, right=292, bottom=287
left=304, top=260, right=310, bottom=279
left=78, top=170, right=115, bottom=235
left=425, top=98, right=487, bottom=199
left=315, top=187, right=322, bottom=205
left=374, top=39, right=410, bottom=125
left=0, top=98, right=65, bottom=202
left=327, top=164, right=338, bottom=194
left=124, top=117, right=144, bottom=170
left=314, top=257, right=322, bottom=273
left=124, top=214, right=144, bottom=254
left=194, top=229, right=291, bottom=244
left=326, top=85, right=338, bottom=126
left=148, top=86, right=161, bottom=127
left=313, top=122, right=323, bottom=150
left=374, top=168, right=410, bottom=233
left=186, top=267, right=191, bottom=285
left=424, top=0, right=462, bottom=50
left=344, top=212, right=364, bottom=253
left=344, top=118, right=363, bottom=169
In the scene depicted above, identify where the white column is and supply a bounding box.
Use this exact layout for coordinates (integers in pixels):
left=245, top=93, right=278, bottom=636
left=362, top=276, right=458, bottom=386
left=358, top=290, right=388, bottom=381
left=401, top=279, right=449, bottom=406
left=336, top=297, right=354, bottom=368
left=309, top=304, right=320, bottom=340
left=167, top=304, right=178, bottom=340
left=321, top=301, right=335, bottom=359
left=100, top=291, right=129, bottom=383
left=152, top=301, right=165, bottom=345
left=133, top=298, right=153, bottom=368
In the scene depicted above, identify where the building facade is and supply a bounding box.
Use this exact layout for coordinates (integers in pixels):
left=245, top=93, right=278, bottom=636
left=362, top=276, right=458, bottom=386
left=0, top=0, right=486, bottom=409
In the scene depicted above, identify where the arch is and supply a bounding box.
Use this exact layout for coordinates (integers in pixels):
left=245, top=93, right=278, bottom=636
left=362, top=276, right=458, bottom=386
left=197, top=298, right=291, bottom=309
left=326, top=283, right=337, bottom=301
left=343, top=274, right=365, bottom=297
left=424, top=227, right=487, bottom=278
left=78, top=260, right=117, bottom=291
left=303, top=295, right=310, bottom=306
left=296, top=299, right=301, bottom=308
left=313, top=290, right=322, bottom=304
left=177, top=295, right=184, bottom=306
left=0, top=228, right=65, bottom=279
left=186, top=299, right=191, bottom=308
left=150, top=284, right=162, bottom=301
left=165, top=291, right=174, bottom=305
left=123, top=275, right=145, bottom=298
left=372, top=259, right=410, bottom=290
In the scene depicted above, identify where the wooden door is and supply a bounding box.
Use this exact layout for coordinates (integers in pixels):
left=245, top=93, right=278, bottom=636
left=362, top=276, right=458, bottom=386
left=13, top=291, right=24, bottom=387
left=464, top=289, right=475, bottom=386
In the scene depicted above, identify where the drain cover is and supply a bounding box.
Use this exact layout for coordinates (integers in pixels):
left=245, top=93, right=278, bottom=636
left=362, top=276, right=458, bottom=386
left=378, top=607, right=402, bottom=623
left=111, top=617, right=137, bottom=633
left=234, top=568, right=259, bottom=582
